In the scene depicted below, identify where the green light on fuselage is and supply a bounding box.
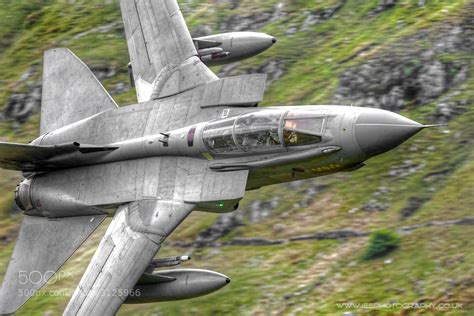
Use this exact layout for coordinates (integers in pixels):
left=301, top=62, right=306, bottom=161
left=217, top=202, right=225, bottom=208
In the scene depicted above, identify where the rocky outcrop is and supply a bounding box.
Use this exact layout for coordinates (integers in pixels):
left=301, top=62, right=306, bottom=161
left=247, top=197, right=279, bottom=223
left=182, top=197, right=280, bottom=248
left=333, top=55, right=466, bottom=112
left=91, top=66, right=117, bottom=80
left=333, top=21, right=472, bottom=116
left=300, top=0, right=346, bottom=31
left=2, top=65, right=41, bottom=123
left=363, top=199, right=389, bottom=213
left=400, top=196, right=429, bottom=218
left=110, top=82, right=130, bottom=95
left=193, top=213, right=244, bottom=247
left=219, top=59, right=285, bottom=86
left=190, top=25, right=213, bottom=38
left=3, top=86, right=42, bottom=124
left=387, top=160, right=426, bottom=178
left=218, top=2, right=286, bottom=32
left=295, top=184, right=327, bottom=208
left=375, top=0, right=398, bottom=13
left=214, top=0, right=240, bottom=10
left=432, top=88, right=470, bottom=123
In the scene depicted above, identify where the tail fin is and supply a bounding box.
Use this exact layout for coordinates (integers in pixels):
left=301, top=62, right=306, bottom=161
left=40, top=48, right=118, bottom=135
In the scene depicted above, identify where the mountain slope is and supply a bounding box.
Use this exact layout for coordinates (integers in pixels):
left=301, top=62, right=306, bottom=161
left=0, top=0, right=472, bottom=315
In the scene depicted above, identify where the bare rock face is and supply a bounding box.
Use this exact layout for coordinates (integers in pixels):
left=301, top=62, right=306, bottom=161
left=218, top=2, right=286, bottom=32
left=253, top=60, right=285, bottom=86
left=91, top=66, right=116, bottom=80
left=191, top=197, right=280, bottom=247
left=2, top=66, right=41, bottom=123
left=300, top=0, right=347, bottom=31
left=296, top=184, right=327, bottom=208
left=418, top=60, right=447, bottom=99
left=432, top=93, right=469, bottom=124
left=379, top=0, right=397, bottom=7
left=362, top=187, right=391, bottom=212
left=374, top=0, right=398, bottom=13
left=110, top=82, right=130, bottom=95
left=400, top=196, right=428, bottom=218
left=3, top=87, right=42, bottom=123
left=248, top=197, right=279, bottom=223
left=333, top=55, right=463, bottom=112
left=219, top=59, right=285, bottom=86
left=333, top=20, right=472, bottom=117
left=388, top=160, right=426, bottom=178
left=194, top=213, right=244, bottom=247
left=190, top=25, right=213, bottom=38
left=214, top=0, right=240, bottom=10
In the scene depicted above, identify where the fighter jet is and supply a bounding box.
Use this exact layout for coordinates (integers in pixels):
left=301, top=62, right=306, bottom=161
left=0, top=0, right=439, bottom=315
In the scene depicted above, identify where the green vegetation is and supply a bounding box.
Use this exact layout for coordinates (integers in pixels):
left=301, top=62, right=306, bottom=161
left=0, top=0, right=472, bottom=315
left=363, top=229, right=401, bottom=260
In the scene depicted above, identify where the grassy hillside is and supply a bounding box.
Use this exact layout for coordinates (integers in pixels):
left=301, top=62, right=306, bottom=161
left=0, top=0, right=473, bottom=315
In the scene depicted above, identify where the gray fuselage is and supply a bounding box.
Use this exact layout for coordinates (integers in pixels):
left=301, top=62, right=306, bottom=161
left=18, top=101, right=423, bottom=218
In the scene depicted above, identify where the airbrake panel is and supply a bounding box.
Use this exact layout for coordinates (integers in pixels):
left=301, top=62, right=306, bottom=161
left=200, top=74, right=267, bottom=108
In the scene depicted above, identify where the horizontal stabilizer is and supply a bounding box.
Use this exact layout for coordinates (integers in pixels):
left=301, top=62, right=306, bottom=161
left=0, top=214, right=106, bottom=315
left=0, top=141, right=118, bottom=171
left=41, top=48, right=118, bottom=134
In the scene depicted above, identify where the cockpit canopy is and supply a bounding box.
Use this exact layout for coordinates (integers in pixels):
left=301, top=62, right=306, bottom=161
left=283, top=110, right=325, bottom=147
left=203, top=109, right=328, bottom=155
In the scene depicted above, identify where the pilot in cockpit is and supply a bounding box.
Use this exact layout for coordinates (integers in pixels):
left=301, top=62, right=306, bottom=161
left=284, top=119, right=298, bottom=145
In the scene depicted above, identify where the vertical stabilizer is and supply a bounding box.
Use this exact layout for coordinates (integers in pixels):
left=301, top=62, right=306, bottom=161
left=40, top=48, right=118, bottom=135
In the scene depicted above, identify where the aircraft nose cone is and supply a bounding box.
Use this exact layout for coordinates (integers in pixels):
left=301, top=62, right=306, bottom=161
left=355, top=109, right=423, bottom=157
left=271, top=37, right=277, bottom=44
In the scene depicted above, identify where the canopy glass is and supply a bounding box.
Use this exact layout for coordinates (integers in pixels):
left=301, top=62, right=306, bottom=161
left=203, top=109, right=327, bottom=154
